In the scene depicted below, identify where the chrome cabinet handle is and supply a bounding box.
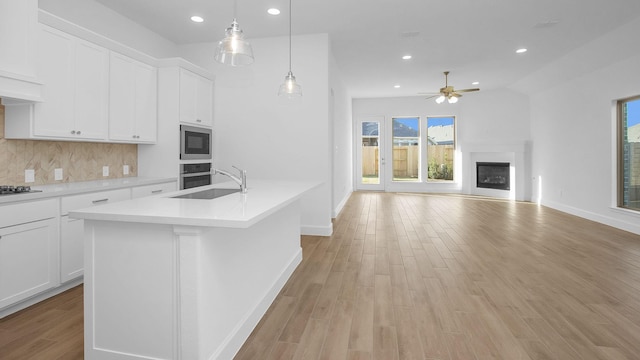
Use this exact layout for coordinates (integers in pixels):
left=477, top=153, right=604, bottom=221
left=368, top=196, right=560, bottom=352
left=151, top=190, right=162, bottom=194
left=92, top=198, right=108, bottom=204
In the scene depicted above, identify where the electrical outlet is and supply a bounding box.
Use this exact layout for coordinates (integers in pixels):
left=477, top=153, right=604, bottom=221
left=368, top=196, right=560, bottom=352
left=123, top=165, right=129, bottom=175
left=25, top=169, right=35, bottom=183
left=54, top=168, right=63, bottom=181
left=103, top=166, right=109, bottom=177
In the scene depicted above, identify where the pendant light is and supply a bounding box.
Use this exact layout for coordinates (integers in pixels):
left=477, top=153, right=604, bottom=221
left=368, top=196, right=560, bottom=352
left=214, top=0, right=254, bottom=66
left=278, top=0, right=302, bottom=97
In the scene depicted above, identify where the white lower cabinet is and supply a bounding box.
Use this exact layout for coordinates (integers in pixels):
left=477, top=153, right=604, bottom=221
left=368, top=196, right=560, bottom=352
left=131, top=181, right=176, bottom=199
left=60, top=188, right=131, bottom=282
left=60, top=216, right=84, bottom=283
left=0, top=199, right=59, bottom=310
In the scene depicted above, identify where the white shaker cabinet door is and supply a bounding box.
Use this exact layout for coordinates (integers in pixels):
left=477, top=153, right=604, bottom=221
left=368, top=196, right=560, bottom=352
left=60, top=216, right=84, bottom=283
left=179, top=68, right=213, bottom=127
left=109, top=52, right=157, bottom=143
left=73, top=39, right=109, bottom=140
left=133, top=60, right=157, bottom=142
left=0, top=218, right=60, bottom=309
left=33, top=26, right=75, bottom=137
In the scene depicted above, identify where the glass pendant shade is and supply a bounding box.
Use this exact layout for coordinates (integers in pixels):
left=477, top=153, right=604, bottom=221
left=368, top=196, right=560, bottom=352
left=278, top=0, right=302, bottom=98
left=278, top=71, right=302, bottom=97
left=448, top=95, right=459, bottom=104
left=214, top=19, right=254, bottom=66
left=435, top=95, right=446, bottom=104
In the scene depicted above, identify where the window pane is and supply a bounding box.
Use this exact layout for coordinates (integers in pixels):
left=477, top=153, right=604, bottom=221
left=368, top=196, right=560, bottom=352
left=621, top=98, right=640, bottom=210
left=427, top=117, right=455, bottom=181
left=361, top=122, right=380, bottom=184
left=392, top=117, right=419, bottom=181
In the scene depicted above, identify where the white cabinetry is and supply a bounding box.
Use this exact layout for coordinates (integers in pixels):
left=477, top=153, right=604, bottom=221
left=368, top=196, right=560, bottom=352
left=0, top=0, right=42, bottom=102
left=0, top=199, right=59, bottom=310
left=4, top=25, right=110, bottom=141
left=179, top=68, right=213, bottom=127
left=109, top=52, right=158, bottom=143
left=60, top=189, right=130, bottom=282
left=131, top=181, right=176, bottom=199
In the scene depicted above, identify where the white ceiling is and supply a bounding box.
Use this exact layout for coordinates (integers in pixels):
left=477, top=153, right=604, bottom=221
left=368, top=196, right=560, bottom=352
left=93, top=0, right=640, bottom=98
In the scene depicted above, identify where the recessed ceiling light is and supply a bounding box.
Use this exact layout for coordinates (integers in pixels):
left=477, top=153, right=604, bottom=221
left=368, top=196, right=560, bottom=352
left=472, top=81, right=479, bottom=85
left=190, top=15, right=204, bottom=23
left=267, top=8, right=280, bottom=15
left=516, top=48, right=528, bottom=53
left=402, top=55, right=412, bottom=60
left=394, top=85, right=401, bottom=88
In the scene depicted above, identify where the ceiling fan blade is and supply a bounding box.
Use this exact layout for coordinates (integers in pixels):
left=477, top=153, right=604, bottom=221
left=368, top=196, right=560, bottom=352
left=455, top=88, right=480, bottom=93
left=417, top=92, right=441, bottom=95
left=423, top=95, right=440, bottom=100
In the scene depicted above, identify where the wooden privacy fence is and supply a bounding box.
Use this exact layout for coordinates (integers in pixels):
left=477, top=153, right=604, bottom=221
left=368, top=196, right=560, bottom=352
left=362, top=145, right=454, bottom=178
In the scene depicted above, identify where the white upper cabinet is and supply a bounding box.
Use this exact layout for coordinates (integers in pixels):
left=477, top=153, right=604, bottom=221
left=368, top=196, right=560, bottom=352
left=179, top=68, right=213, bottom=127
left=35, top=25, right=109, bottom=140
left=4, top=25, right=111, bottom=141
left=0, top=0, right=42, bottom=102
left=109, top=52, right=158, bottom=143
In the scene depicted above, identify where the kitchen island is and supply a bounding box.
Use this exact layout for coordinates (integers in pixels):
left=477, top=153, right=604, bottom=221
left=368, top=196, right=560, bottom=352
left=70, top=180, right=320, bottom=360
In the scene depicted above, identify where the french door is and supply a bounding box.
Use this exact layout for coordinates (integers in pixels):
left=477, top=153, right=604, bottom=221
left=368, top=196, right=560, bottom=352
left=356, top=117, right=385, bottom=190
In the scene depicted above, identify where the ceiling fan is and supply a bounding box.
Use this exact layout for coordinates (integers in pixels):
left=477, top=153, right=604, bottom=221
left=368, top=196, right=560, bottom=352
left=419, top=71, right=479, bottom=104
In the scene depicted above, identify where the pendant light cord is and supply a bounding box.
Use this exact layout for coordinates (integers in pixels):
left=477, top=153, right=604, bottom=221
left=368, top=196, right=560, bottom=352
left=288, top=0, right=292, bottom=72
left=233, top=0, right=238, bottom=19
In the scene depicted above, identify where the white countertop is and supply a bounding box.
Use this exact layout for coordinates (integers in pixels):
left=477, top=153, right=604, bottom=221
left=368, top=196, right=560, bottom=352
left=70, top=180, right=321, bottom=228
left=0, top=177, right=176, bottom=205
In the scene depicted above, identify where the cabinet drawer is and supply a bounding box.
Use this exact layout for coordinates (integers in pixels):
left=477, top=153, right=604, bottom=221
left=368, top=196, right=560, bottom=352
left=61, top=188, right=130, bottom=215
left=131, top=182, right=176, bottom=199
left=0, top=198, right=58, bottom=228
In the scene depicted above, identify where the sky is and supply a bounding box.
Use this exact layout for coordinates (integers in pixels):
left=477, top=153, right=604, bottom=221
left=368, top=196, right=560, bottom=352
left=394, top=117, right=454, bottom=130
left=628, top=99, right=640, bottom=127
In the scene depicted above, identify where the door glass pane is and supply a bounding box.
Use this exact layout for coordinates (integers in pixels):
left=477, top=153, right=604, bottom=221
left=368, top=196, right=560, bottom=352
left=392, top=117, right=419, bottom=181
left=361, top=122, right=380, bottom=184
left=427, top=117, right=455, bottom=181
left=621, top=98, right=640, bottom=210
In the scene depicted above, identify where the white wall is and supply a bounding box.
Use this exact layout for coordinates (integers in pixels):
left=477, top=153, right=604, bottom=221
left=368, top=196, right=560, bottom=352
left=329, top=47, right=353, bottom=218
left=352, top=90, right=531, bottom=197
left=179, top=34, right=334, bottom=236
left=517, top=16, right=640, bottom=235
left=38, top=0, right=178, bottom=58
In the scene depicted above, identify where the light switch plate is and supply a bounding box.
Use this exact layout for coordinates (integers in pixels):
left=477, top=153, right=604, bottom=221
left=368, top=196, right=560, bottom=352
left=123, top=165, right=129, bottom=175
left=25, top=169, right=35, bottom=183
left=54, top=168, right=63, bottom=181
left=103, top=166, right=109, bottom=177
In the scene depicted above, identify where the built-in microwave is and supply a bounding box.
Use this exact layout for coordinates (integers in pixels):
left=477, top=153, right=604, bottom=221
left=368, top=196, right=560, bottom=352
left=180, top=125, right=212, bottom=160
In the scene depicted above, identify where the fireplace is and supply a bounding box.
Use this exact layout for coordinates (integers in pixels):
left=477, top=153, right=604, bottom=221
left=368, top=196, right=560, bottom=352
left=476, top=162, right=510, bottom=190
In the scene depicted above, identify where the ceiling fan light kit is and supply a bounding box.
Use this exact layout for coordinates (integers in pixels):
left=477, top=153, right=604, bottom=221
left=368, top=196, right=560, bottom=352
left=420, top=71, right=480, bottom=104
left=214, top=0, right=254, bottom=66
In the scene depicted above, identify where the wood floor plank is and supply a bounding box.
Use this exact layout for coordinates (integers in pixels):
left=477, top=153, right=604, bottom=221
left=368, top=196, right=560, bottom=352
left=5, top=192, right=640, bottom=360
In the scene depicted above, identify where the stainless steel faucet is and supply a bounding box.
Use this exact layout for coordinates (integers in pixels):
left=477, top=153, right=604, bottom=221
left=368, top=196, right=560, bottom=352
left=212, top=166, right=247, bottom=194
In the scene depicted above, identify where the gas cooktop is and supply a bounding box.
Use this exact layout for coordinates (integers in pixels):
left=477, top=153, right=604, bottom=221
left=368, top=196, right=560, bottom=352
left=0, top=185, right=42, bottom=195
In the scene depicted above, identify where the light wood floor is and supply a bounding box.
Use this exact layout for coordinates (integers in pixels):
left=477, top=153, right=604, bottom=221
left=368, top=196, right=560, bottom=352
left=3, top=192, right=640, bottom=359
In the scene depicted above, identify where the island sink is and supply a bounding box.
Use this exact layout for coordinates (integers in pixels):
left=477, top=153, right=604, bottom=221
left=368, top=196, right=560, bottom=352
left=171, top=188, right=240, bottom=199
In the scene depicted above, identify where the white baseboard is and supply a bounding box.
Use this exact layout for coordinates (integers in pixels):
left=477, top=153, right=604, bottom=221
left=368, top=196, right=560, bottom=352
left=543, top=200, right=640, bottom=236
left=332, top=190, right=352, bottom=218
left=214, top=249, right=303, bottom=360
left=301, top=224, right=333, bottom=236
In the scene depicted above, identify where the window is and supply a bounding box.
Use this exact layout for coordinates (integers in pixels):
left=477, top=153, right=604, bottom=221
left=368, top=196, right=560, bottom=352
left=392, top=117, right=420, bottom=181
left=426, top=116, right=455, bottom=181
left=361, top=121, right=380, bottom=184
left=618, top=97, right=640, bottom=211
